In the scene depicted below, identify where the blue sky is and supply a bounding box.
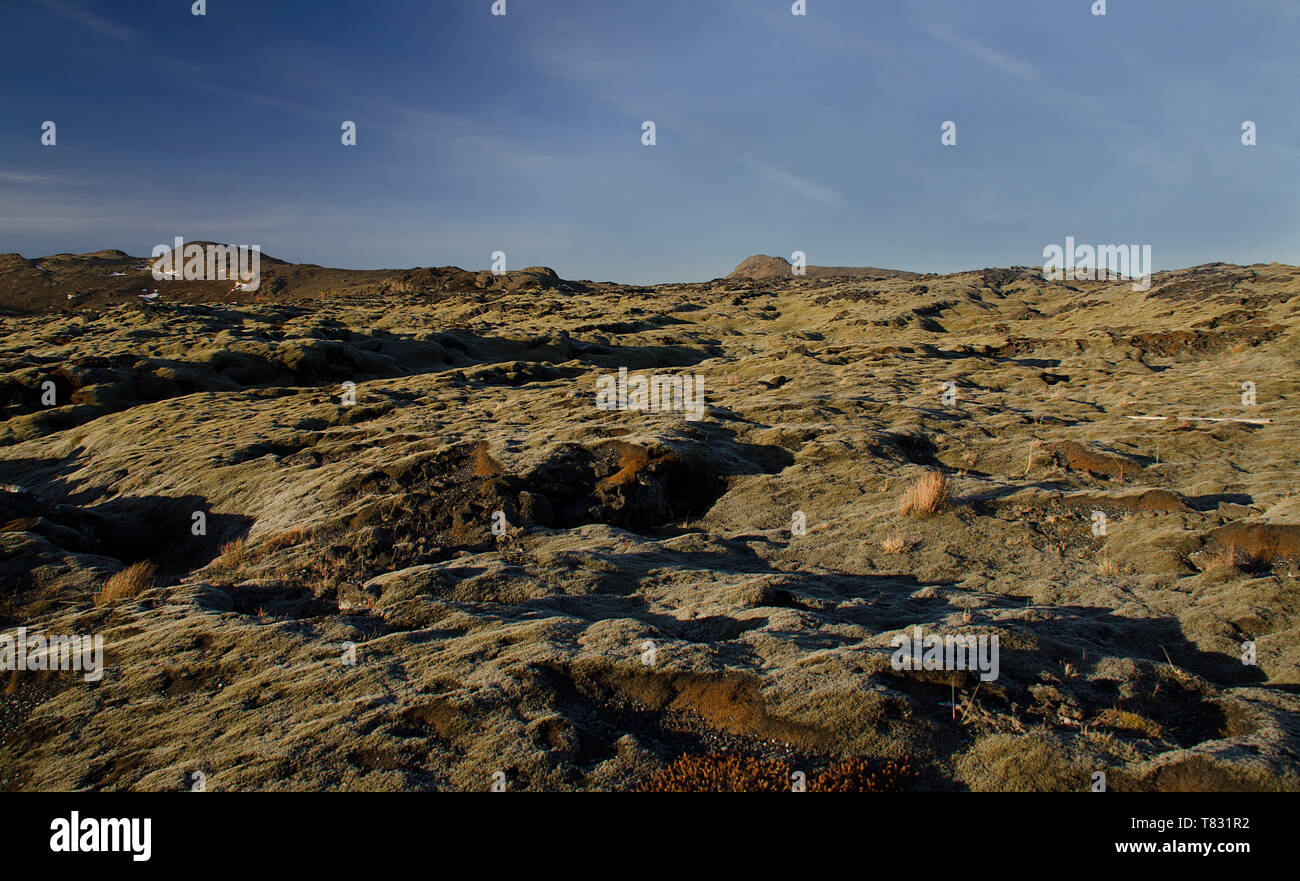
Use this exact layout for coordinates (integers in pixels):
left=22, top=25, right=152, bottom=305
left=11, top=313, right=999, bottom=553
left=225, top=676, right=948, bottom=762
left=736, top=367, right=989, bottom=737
left=1, top=0, right=1297, bottom=283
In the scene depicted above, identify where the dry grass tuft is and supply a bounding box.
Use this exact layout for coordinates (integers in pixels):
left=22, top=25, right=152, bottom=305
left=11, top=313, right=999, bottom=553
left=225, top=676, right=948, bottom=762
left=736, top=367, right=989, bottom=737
left=638, top=753, right=916, bottom=793
left=813, top=757, right=917, bottom=792
left=899, top=470, right=950, bottom=518
left=1204, top=544, right=1241, bottom=571
left=1095, top=708, right=1163, bottom=739
left=881, top=534, right=906, bottom=554
left=1098, top=549, right=1119, bottom=576
left=639, top=754, right=789, bottom=792
left=261, top=527, right=306, bottom=554
left=472, top=440, right=503, bottom=477
left=94, top=561, right=157, bottom=606
left=601, top=445, right=651, bottom=487
left=597, top=443, right=674, bottom=490
left=216, top=537, right=248, bottom=569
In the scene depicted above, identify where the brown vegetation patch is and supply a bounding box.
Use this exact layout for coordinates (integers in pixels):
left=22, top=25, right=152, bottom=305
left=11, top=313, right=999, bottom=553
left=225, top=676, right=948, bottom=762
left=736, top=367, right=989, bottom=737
left=1125, top=326, right=1282, bottom=359
left=563, top=660, right=828, bottom=749
left=595, top=442, right=678, bottom=490
left=638, top=753, right=916, bottom=792
left=1202, top=523, right=1300, bottom=566
left=1094, top=708, right=1163, bottom=739
left=1061, top=488, right=1191, bottom=513
left=1047, top=441, right=1145, bottom=481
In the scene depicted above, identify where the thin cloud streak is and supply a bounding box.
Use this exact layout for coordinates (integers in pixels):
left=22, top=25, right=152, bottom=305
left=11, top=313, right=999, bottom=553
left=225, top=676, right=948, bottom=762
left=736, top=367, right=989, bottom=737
left=921, top=19, right=1038, bottom=80
left=37, top=0, right=139, bottom=43
left=740, top=156, right=844, bottom=206
left=0, top=170, right=56, bottom=183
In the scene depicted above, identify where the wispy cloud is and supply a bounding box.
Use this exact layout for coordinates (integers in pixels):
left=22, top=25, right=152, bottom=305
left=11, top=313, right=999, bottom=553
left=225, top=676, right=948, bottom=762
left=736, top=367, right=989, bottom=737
left=529, top=38, right=657, bottom=120
left=189, top=82, right=317, bottom=117
left=37, top=0, right=139, bottom=44
left=345, top=97, right=556, bottom=172
left=921, top=18, right=1038, bottom=80
left=0, top=170, right=55, bottom=183
left=724, top=0, right=895, bottom=58
left=740, top=156, right=844, bottom=205
left=533, top=42, right=641, bottom=88
left=0, top=189, right=321, bottom=238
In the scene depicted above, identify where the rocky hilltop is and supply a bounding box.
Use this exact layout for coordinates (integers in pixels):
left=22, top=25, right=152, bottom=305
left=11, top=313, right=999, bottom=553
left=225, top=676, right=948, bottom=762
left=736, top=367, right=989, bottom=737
left=728, top=254, right=919, bottom=281
left=1, top=255, right=1298, bottom=791
left=0, top=247, right=574, bottom=316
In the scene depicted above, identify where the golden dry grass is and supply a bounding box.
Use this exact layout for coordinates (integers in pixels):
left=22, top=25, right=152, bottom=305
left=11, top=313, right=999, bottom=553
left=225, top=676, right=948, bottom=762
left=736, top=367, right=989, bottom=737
left=217, top=537, right=247, bottom=567
left=1095, top=708, right=1163, bottom=739
left=899, top=470, right=950, bottom=518
left=881, top=534, right=906, bottom=554
left=261, top=527, right=306, bottom=554
left=94, top=561, right=157, bottom=606
left=1098, top=549, right=1119, bottom=576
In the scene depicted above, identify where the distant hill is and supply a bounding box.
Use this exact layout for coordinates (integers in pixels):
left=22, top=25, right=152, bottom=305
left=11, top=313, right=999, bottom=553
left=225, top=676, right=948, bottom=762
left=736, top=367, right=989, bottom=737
left=728, top=254, right=919, bottom=281
left=0, top=246, right=574, bottom=315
